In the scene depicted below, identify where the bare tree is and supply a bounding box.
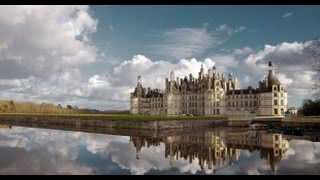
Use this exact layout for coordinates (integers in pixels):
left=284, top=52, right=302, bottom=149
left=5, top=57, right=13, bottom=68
left=306, top=37, right=320, bottom=100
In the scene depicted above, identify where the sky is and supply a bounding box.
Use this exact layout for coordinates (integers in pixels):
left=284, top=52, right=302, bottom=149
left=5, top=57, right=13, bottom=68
left=0, top=5, right=320, bottom=110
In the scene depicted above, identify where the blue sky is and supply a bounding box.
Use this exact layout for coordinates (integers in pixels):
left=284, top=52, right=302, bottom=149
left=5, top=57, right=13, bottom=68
left=0, top=5, right=319, bottom=109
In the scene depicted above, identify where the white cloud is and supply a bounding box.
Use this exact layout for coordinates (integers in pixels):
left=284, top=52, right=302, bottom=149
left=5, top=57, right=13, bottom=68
left=108, top=24, right=114, bottom=32
left=150, top=25, right=247, bottom=59
left=150, top=27, right=215, bottom=59
left=242, top=41, right=316, bottom=106
left=233, top=47, right=253, bottom=56
left=215, top=24, right=247, bottom=36
left=282, top=12, right=293, bottom=18
left=75, top=55, right=236, bottom=109
left=0, top=5, right=100, bottom=106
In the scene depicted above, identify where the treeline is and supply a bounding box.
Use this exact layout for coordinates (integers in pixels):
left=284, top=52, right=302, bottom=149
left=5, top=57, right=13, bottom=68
left=0, top=100, right=78, bottom=114
left=0, top=100, right=130, bottom=115
left=301, top=99, right=320, bottom=116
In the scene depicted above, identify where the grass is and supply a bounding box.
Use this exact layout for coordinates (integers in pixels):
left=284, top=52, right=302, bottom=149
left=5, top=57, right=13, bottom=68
left=284, top=115, right=320, bottom=122
left=0, top=113, right=227, bottom=121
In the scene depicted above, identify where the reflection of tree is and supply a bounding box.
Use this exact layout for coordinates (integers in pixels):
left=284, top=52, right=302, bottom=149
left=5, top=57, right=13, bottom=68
left=129, top=129, right=289, bottom=174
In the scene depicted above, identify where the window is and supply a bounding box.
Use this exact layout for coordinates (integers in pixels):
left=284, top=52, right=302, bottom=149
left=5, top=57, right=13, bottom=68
left=281, top=87, right=284, bottom=91
left=236, top=101, right=238, bottom=106
left=254, top=101, right=257, bottom=106
left=274, top=108, right=278, bottom=115
left=281, top=109, right=284, bottom=114
left=249, top=101, right=252, bottom=106
left=281, top=93, right=284, bottom=97
left=217, top=109, right=220, bottom=115
left=281, top=100, right=284, bottom=106
left=232, top=102, right=235, bottom=107
left=245, top=101, right=248, bottom=107
left=274, top=93, right=277, bottom=97
left=274, top=100, right=278, bottom=106
left=274, top=86, right=277, bottom=91
left=275, top=135, right=279, bottom=141
left=241, top=101, right=243, bottom=107
left=217, top=102, right=220, bottom=106
left=228, top=102, right=231, bottom=107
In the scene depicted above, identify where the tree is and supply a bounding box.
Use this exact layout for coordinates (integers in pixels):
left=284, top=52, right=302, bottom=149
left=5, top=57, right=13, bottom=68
left=67, top=105, right=73, bottom=110
left=306, top=37, right=320, bottom=100
left=301, top=99, right=320, bottom=116
left=9, top=100, right=15, bottom=113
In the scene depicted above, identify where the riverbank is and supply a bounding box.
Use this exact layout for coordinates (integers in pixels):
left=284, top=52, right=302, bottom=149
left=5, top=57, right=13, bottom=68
left=0, top=113, right=319, bottom=130
left=0, top=113, right=227, bottom=121
left=0, top=113, right=227, bottom=130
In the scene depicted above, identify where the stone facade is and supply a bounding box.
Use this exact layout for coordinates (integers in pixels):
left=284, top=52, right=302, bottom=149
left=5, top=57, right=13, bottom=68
left=130, top=61, right=288, bottom=117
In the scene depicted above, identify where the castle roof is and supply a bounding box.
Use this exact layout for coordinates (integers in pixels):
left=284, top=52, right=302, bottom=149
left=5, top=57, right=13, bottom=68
left=268, top=73, right=281, bottom=86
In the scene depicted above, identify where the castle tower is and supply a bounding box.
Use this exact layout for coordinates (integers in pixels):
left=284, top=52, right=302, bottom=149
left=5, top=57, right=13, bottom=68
left=170, top=71, right=175, bottom=82
left=213, top=66, right=217, bottom=78
left=137, top=75, right=142, bottom=86
left=199, top=64, right=204, bottom=79
left=268, top=61, right=275, bottom=76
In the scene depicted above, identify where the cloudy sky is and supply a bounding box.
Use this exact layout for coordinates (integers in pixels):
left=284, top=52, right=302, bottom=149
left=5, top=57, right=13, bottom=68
left=0, top=5, right=320, bottom=110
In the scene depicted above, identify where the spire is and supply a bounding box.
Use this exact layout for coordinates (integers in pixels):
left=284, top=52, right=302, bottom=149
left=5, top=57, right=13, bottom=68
left=268, top=61, right=275, bottom=75
left=212, top=65, right=217, bottom=74
left=137, top=75, right=142, bottom=86
left=170, top=71, right=175, bottom=82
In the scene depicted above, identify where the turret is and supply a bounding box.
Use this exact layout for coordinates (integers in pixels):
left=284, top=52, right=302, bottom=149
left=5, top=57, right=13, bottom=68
left=213, top=66, right=217, bottom=78
left=170, top=71, right=175, bottom=82
left=199, top=64, right=204, bottom=79
left=268, top=61, right=275, bottom=76
left=137, top=75, right=142, bottom=86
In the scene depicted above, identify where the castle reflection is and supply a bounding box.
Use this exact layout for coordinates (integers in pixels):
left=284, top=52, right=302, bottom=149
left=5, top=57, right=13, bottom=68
left=130, top=128, right=289, bottom=174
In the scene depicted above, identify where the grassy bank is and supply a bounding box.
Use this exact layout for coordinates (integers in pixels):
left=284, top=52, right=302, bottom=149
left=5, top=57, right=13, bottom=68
left=0, top=113, right=227, bottom=121
left=284, top=116, right=320, bottom=122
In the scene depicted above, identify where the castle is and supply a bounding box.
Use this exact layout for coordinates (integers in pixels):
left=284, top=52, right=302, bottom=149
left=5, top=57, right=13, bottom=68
left=130, top=61, right=288, bottom=116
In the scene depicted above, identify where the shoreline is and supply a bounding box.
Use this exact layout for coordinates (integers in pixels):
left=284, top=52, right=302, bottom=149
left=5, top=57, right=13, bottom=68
left=0, top=114, right=319, bottom=130
left=0, top=114, right=228, bottom=130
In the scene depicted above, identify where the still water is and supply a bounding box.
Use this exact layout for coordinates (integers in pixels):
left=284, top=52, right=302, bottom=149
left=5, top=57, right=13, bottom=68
left=0, top=124, right=319, bottom=175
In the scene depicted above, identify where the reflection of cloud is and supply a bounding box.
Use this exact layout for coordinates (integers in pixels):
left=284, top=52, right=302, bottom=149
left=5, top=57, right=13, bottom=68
left=0, top=126, right=320, bottom=175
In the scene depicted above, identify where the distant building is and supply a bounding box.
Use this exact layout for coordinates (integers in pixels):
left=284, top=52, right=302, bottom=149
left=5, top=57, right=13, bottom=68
left=130, top=61, right=288, bottom=116
left=288, top=107, right=298, bottom=116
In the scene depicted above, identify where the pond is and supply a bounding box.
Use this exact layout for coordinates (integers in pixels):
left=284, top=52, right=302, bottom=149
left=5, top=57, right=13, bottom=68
left=0, top=124, right=319, bottom=175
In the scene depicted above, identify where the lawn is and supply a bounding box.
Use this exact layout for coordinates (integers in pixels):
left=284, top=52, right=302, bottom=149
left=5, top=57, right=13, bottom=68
left=0, top=113, right=227, bottom=121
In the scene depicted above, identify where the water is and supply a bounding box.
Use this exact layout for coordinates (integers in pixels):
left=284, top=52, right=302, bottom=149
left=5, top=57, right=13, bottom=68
left=0, top=124, right=319, bottom=175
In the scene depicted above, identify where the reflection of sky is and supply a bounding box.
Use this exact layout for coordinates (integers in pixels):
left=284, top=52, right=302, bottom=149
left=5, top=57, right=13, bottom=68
left=0, top=126, right=319, bottom=175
